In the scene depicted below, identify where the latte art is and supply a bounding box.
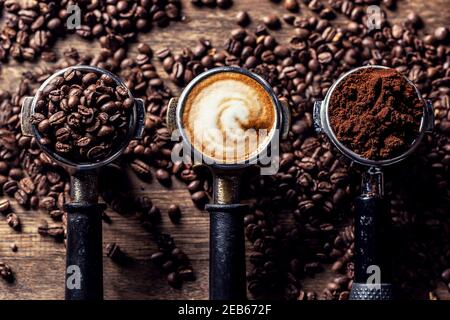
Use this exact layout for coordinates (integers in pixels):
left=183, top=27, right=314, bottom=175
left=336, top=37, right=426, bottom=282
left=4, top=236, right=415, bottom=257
left=182, top=72, right=276, bottom=163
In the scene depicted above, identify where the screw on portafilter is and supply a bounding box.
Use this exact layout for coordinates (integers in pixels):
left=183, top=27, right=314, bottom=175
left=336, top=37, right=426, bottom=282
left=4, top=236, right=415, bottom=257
left=167, top=67, right=291, bottom=300
left=21, top=66, right=145, bottom=300
left=314, top=65, right=434, bottom=300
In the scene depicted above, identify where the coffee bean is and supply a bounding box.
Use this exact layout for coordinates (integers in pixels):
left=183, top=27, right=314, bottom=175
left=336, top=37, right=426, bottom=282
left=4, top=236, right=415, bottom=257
left=131, top=160, right=152, bottom=180
left=178, top=266, right=196, bottom=281
left=106, top=242, right=126, bottom=263
left=39, top=196, right=56, bottom=211
left=156, top=168, right=171, bottom=185
left=407, top=11, right=423, bottom=28
left=236, top=11, right=251, bottom=27
left=10, top=243, right=18, bottom=252
left=3, top=180, right=18, bottom=196
left=442, top=268, right=450, bottom=282
left=167, top=271, right=182, bottom=288
left=285, top=0, right=299, bottom=12
left=434, top=27, right=449, bottom=42
left=191, top=191, right=207, bottom=205
left=0, top=199, right=10, bottom=213
left=6, top=213, right=20, bottom=230
left=263, top=15, right=281, bottom=30
left=168, top=204, right=181, bottom=224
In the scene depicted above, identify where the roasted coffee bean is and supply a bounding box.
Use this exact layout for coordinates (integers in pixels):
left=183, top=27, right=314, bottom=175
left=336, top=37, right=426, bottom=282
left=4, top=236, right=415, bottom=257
left=285, top=0, right=299, bottom=12
left=167, top=271, right=182, bottom=288
left=236, top=11, right=251, bottom=27
left=156, top=168, right=171, bottom=185
left=191, top=191, right=207, bottom=206
left=178, top=266, right=196, bottom=281
left=10, top=243, right=18, bottom=252
left=130, top=159, right=152, bottom=177
left=38, top=224, right=64, bottom=240
left=14, top=189, right=28, bottom=206
left=39, top=196, right=56, bottom=211
left=3, top=180, right=18, bottom=195
left=168, top=204, right=181, bottom=224
left=106, top=242, right=126, bottom=263
left=34, top=68, right=133, bottom=162
left=263, top=15, right=281, bottom=30
left=0, top=262, right=14, bottom=282
left=407, top=11, right=423, bottom=28
left=0, top=199, right=10, bottom=213
left=6, top=213, right=20, bottom=230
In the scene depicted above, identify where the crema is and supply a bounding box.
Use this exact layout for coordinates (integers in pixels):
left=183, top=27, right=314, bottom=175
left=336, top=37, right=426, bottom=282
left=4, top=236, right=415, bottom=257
left=182, top=72, right=276, bottom=163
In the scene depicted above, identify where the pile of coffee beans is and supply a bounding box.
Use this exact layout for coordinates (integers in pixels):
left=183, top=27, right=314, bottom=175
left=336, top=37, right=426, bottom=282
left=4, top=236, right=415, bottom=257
left=31, top=68, right=133, bottom=163
left=0, top=0, right=183, bottom=62
left=71, top=0, right=182, bottom=39
left=0, top=0, right=63, bottom=61
left=150, top=233, right=195, bottom=289
left=0, top=0, right=448, bottom=300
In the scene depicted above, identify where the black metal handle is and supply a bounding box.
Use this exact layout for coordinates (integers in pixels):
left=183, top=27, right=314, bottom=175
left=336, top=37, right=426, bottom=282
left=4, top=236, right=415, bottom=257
left=64, top=202, right=105, bottom=300
left=350, top=195, right=394, bottom=300
left=206, top=203, right=247, bottom=300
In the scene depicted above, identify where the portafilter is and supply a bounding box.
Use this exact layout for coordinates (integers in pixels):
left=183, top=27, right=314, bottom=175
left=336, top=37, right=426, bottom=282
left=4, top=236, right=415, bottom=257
left=21, top=65, right=145, bottom=300
left=314, top=65, right=434, bottom=300
left=167, top=66, right=290, bottom=300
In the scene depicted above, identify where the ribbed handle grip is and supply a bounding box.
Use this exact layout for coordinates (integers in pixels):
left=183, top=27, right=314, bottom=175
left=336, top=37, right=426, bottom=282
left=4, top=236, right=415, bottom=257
left=350, top=195, right=393, bottom=300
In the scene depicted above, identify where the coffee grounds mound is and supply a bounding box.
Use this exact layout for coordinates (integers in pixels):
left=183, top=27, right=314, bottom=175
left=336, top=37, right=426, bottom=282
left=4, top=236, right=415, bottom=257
left=329, top=67, right=424, bottom=160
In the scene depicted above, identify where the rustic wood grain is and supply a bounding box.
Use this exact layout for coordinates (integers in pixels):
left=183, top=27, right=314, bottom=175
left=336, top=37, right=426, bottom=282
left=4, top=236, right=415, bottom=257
left=0, top=0, right=449, bottom=300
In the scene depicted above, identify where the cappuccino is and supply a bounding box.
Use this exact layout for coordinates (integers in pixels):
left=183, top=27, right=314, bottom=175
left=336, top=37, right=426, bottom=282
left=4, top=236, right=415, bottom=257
left=182, top=71, right=276, bottom=164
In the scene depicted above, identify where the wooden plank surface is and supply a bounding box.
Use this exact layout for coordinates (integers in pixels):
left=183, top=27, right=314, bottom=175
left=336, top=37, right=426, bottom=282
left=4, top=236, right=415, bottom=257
left=0, top=0, right=449, bottom=300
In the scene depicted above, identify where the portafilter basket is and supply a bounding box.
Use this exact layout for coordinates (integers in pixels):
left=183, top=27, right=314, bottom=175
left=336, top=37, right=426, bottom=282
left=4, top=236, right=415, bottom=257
left=167, top=66, right=290, bottom=300
left=21, top=65, right=145, bottom=300
left=314, top=65, right=434, bottom=300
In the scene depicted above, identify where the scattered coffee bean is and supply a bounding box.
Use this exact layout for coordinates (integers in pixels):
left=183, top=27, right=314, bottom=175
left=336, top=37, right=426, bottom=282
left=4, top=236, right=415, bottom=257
left=168, top=204, right=182, bottom=224
left=0, top=262, right=14, bottom=282
left=263, top=15, right=281, bottom=30
left=167, top=271, right=182, bottom=288
left=0, top=199, right=10, bottom=213
left=6, top=213, right=20, bottom=230
left=236, top=11, right=251, bottom=27
left=284, top=0, right=299, bottom=12
left=191, top=0, right=233, bottom=9
left=10, top=243, right=18, bottom=252
left=106, top=242, right=126, bottom=263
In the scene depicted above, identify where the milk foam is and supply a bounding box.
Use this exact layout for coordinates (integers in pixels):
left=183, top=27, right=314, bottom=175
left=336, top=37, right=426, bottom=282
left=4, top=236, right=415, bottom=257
left=183, top=72, right=275, bottom=163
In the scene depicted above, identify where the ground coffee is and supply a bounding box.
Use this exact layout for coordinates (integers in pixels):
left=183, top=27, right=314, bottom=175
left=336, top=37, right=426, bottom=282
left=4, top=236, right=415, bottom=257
left=329, top=67, right=424, bottom=160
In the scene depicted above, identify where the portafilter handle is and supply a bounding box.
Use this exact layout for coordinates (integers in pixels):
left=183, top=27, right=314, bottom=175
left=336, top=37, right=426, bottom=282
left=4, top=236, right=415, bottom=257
left=64, top=171, right=104, bottom=300
left=350, top=168, right=394, bottom=300
left=206, top=173, right=247, bottom=300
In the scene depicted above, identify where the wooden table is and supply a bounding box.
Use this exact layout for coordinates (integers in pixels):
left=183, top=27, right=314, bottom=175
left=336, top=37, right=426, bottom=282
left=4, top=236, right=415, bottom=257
left=0, top=0, right=449, bottom=300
